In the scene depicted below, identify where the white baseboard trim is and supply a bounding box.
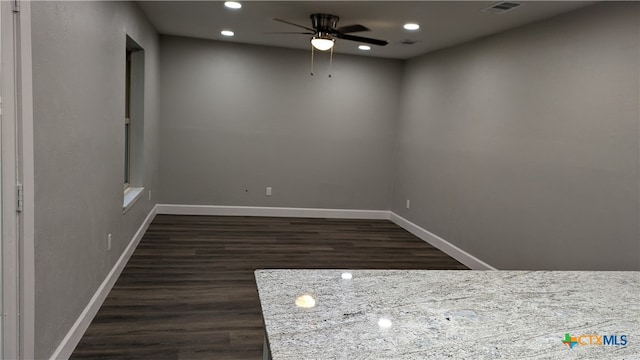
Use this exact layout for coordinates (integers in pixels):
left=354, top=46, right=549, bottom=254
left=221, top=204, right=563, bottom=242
left=50, top=205, right=158, bottom=360
left=389, top=212, right=496, bottom=270
left=156, top=204, right=391, bottom=220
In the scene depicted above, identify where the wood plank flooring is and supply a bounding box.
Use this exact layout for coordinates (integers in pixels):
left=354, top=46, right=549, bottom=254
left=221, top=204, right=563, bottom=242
left=70, top=215, right=468, bottom=359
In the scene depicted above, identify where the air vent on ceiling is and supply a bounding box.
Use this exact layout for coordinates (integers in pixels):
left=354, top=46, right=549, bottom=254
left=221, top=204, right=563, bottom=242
left=482, top=1, right=522, bottom=14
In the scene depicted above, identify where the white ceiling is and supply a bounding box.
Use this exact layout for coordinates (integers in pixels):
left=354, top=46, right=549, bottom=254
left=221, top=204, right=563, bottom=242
left=137, top=1, right=595, bottom=60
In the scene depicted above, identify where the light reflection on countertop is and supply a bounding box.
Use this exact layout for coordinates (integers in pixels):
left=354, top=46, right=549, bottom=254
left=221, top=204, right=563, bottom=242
left=294, top=293, right=316, bottom=308
left=255, top=270, right=640, bottom=360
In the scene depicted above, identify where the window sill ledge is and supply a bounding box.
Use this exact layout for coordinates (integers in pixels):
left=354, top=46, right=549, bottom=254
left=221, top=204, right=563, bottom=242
left=123, top=187, right=144, bottom=214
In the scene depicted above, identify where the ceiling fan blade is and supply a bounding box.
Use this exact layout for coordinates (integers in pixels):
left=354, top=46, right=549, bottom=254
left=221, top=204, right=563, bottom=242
left=263, top=31, right=314, bottom=35
left=337, top=33, right=388, bottom=46
left=273, top=18, right=315, bottom=32
left=335, top=24, right=369, bottom=34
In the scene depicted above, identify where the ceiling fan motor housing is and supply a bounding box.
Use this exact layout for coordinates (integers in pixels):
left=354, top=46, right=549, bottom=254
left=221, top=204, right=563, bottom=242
left=270, top=14, right=387, bottom=47
left=311, top=14, right=339, bottom=33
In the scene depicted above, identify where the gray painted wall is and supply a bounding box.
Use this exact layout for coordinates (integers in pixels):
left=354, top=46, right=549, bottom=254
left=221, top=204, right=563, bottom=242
left=159, top=36, right=402, bottom=210
left=31, top=1, right=159, bottom=358
left=392, top=2, right=640, bottom=270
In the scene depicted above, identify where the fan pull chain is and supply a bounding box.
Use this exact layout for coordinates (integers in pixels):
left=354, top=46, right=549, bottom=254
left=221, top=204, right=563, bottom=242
left=310, top=44, right=315, bottom=76
left=328, top=46, right=334, bottom=78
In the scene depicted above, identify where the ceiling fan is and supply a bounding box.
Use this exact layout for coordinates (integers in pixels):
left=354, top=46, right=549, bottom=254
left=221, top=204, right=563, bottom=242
left=270, top=13, right=389, bottom=51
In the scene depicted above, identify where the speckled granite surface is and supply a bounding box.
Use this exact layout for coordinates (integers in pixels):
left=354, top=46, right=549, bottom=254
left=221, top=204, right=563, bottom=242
left=255, top=270, right=639, bottom=359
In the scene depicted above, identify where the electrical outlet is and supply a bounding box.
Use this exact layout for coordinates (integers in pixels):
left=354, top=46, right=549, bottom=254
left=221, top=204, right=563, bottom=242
left=148, top=190, right=152, bottom=201
left=406, top=199, right=411, bottom=209
left=266, top=187, right=272, bottom=196
left=107, top=233, right=112, bottom=251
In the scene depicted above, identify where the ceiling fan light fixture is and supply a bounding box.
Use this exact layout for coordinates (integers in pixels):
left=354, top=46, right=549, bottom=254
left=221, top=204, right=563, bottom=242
left=311, top=36, right=335, bottom=51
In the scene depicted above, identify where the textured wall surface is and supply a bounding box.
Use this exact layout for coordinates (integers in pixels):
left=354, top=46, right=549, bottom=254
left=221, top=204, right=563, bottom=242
left=159, top=36, right=402, bottom=210
left=392, top=2, right=640, bottom=270
left=31, top=1, right=159, bottom=357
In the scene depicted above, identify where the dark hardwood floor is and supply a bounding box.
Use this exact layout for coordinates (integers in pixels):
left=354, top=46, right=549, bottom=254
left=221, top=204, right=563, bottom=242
left=70, top=215, right=467, bottom=359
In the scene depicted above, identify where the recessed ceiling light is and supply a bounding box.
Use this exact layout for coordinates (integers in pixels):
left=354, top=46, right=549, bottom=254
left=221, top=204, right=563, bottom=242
left=358, top=45, right=371, bottom=51
left=403, top=23, right=420, bottom=31
left=221, top=30, right=235, bottom=37
left=224, top=1, right=242, bottom=9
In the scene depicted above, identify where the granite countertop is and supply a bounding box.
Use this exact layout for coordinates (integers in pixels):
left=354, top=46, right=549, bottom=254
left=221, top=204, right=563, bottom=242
left=255, top=270, right=639, bottom=360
